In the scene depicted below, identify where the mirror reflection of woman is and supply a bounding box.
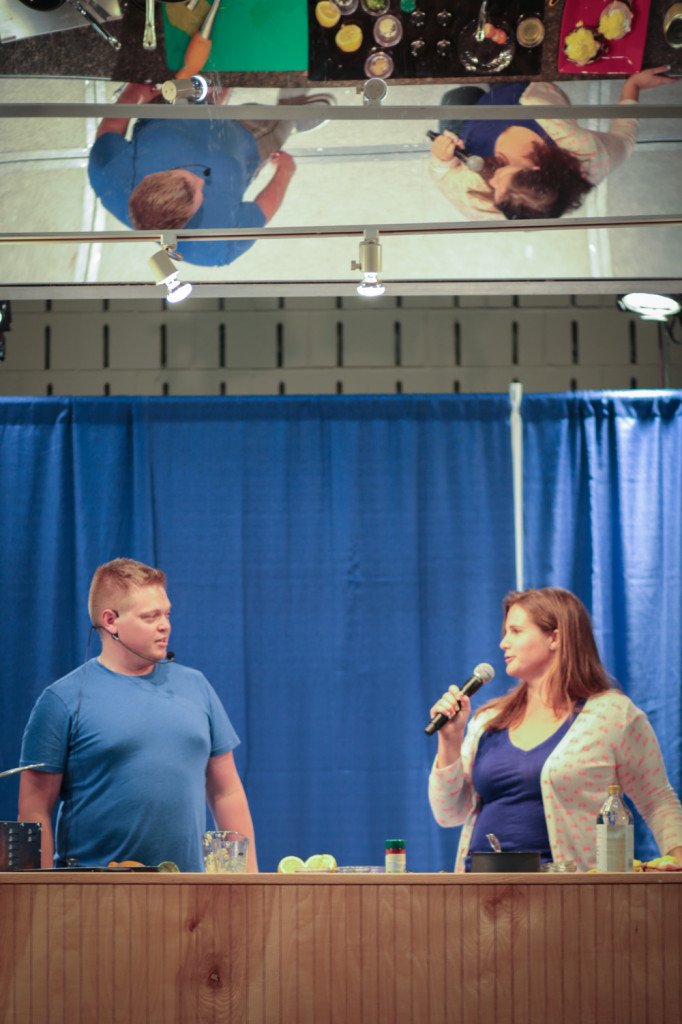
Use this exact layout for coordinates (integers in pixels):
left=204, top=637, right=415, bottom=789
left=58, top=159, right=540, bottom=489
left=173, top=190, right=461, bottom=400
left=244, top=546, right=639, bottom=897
left=428, top=587, right=682, bottom=872
left=429, top=69, right=677, bottom=220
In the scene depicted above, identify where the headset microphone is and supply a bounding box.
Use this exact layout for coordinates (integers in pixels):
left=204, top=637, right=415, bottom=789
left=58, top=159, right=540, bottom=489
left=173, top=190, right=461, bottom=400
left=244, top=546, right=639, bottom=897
left=109, top=630, right=175, bottom=663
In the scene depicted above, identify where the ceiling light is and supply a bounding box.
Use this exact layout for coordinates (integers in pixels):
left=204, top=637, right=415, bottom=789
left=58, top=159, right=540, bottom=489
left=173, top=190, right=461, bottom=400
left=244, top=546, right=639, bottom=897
left=165, top=278, right=194, bottom=304
left=351, top=229, right=385, bottom=298
left=356, top=273, right=385, bottom=297
left=148, top=247, right=193, bottom=305
left=617, top=293, right=682, bottom=322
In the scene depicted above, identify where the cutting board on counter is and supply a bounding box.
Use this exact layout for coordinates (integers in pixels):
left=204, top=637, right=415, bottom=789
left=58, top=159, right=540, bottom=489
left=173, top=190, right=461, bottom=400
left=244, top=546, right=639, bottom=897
left=163, top=0, right=308, bottom=73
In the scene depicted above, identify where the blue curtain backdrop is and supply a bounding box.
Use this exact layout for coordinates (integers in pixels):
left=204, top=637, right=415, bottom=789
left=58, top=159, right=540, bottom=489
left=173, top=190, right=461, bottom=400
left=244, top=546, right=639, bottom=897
left=522, top=391, right=682, bottom=859
left=1, top=392, right=681, bottom=868
left=0, top=395, right=516, bottom=871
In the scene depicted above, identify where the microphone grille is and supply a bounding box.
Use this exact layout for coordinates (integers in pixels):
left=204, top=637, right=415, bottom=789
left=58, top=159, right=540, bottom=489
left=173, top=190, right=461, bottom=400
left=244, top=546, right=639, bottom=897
left=473, top=662, right=495, bottom=682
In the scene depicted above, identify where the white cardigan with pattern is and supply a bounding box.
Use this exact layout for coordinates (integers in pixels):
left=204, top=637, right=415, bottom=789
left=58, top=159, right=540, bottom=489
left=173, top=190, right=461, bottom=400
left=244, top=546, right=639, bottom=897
left=428, top=690, right=682, bottom=872
left=428, top=81, right=639, bottom=221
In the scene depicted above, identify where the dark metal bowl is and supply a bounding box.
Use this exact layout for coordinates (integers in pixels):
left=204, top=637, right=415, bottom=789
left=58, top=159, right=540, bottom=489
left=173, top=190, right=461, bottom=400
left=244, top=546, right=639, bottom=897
left=18, top=0, right=65, bottom=11
left=470, top=851, right=541, bottom=873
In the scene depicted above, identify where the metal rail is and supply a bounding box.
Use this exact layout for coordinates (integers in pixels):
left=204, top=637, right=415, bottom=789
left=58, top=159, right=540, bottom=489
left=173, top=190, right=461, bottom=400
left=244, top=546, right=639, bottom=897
left=1, top=103, right=681, bottom=121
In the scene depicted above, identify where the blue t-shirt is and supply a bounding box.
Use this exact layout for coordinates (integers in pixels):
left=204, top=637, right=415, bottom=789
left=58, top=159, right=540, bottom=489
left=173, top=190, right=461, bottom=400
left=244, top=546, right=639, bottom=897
left=88, top=117, right=267, bottom=266
left=466, top=715, right=574, bottom=869
left=458, top=84, right=554, bottom=157
left=20, top=658, right=240, bottom=871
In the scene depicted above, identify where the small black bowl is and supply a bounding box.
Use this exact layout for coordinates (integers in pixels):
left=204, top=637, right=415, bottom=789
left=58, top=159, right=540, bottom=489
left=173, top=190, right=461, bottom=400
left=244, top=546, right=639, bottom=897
left=18, top=0, right=65, bottom=11
left=470, top=851, right=541, bottom=873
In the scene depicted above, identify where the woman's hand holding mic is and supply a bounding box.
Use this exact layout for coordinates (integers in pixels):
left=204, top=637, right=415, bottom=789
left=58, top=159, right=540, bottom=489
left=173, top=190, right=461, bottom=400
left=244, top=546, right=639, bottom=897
left=428, top=131, right=484, bottom=172
left=430, top=684, right=472, bottom=767
left=429, top=130, right=463, bottom=162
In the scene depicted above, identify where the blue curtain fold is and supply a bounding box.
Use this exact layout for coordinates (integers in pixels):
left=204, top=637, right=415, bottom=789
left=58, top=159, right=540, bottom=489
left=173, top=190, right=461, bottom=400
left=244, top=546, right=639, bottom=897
left=0, top=395, right=515, bottom=871
left=522, top=391, right=682, bottom=858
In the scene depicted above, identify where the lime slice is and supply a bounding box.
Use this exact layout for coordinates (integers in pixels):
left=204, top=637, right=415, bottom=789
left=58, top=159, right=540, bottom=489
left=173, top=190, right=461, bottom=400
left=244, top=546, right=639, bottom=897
left=277, top=855, right=306, bottom=873
left=304, top=853, right=337, bottom=872
left=158, top=861, right=180, bottom=873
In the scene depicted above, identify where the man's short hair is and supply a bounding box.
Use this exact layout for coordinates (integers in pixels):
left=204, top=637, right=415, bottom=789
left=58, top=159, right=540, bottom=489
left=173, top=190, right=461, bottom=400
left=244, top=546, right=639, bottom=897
left=128, top=171, right=196, bottom=230
left=88, top=558, right=167, bottom=625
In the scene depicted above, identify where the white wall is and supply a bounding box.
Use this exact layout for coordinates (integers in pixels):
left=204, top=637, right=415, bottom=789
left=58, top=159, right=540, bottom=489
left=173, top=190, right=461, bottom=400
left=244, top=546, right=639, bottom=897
left=1, top=295, right=679, bottom=396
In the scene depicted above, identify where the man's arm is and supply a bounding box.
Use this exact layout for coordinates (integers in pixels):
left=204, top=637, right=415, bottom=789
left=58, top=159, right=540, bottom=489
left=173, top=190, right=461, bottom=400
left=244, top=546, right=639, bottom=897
left=205, top=751, right=258, bottom=872
left=253, top=152, right=296, bottom=223
left=18, top=770, right=63, bottom=869
left=96, top=82, right=162, bottom=140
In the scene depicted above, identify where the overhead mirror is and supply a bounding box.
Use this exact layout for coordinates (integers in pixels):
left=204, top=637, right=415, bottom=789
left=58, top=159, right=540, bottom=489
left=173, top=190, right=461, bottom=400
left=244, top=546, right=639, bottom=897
left=1, top=0, right=681, bottom=292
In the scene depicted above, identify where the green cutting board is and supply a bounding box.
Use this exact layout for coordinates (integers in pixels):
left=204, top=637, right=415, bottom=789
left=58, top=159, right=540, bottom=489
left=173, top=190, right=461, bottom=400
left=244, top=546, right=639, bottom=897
left=163, top=0, right=309, bottom=74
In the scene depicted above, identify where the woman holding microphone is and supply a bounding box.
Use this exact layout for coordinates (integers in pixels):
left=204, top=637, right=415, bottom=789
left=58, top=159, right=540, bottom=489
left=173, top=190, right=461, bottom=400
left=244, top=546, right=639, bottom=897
left=428, top=69, right=677, bottom=220
left=428, top=587, right=682, bottom=871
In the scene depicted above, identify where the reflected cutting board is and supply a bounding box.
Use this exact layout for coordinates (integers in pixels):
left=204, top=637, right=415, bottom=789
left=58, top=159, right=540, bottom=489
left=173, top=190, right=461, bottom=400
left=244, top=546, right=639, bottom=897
left=163, top=0, right=308, bottom=73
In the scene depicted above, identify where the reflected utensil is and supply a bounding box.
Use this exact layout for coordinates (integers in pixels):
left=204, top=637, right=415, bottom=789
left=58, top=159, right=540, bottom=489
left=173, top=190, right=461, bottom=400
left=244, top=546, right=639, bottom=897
left=486, top=832, right=502, bottom=853
left=143, top=0, right=157, bottom=49
left=0, top=763, right=46, bottom=778
left=68, top=0, right=121, bottom=48
left=475, top=0, right=488, bottom=42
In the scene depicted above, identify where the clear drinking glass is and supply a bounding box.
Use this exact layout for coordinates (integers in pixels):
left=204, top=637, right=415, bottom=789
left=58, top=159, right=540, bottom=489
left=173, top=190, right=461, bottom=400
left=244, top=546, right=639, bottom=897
left=202, top=830, right=249, bottom=873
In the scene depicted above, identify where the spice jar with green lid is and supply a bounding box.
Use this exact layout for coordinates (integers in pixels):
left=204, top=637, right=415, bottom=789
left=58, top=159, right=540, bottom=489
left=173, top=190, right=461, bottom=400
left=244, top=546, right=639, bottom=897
left=385, top=838, right=406, bottom=872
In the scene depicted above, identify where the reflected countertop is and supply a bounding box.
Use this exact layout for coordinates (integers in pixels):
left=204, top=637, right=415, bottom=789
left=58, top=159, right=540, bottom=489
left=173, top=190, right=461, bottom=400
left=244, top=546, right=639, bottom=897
left=0, top=0, right=679, bottom=84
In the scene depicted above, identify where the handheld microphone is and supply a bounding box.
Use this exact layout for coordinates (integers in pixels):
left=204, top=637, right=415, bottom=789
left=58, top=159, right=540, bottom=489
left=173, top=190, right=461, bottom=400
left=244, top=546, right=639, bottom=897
left=425, top=663, right=495, bottom=735
left=110, top=631, right=175, bottom=664
left=426, top=130, right=484, bottom=173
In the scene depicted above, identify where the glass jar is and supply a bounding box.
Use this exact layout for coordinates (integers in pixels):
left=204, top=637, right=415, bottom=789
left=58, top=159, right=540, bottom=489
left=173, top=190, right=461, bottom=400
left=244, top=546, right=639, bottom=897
left=385, top=838, right=406, bottom=872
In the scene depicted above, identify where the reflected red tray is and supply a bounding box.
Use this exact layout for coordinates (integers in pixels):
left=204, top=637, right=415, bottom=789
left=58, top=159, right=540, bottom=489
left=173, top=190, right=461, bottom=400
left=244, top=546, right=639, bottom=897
left=557, top=0, right=650, bottom=75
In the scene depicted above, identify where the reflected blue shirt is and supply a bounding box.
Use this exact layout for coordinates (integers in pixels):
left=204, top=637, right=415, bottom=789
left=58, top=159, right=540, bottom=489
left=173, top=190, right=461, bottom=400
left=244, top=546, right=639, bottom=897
left=88, top=117, right=266, bottom=266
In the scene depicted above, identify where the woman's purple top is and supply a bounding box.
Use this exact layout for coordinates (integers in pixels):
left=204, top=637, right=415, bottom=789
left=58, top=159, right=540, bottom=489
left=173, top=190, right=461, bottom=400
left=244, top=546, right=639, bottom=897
left=465, top=713, right=575, bottom=869
left=458, top=84, right=554, bottom=157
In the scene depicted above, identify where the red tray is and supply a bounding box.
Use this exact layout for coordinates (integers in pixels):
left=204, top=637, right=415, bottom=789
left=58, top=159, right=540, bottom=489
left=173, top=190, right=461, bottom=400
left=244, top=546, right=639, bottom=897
left=557, top=0, right=651, bottom=75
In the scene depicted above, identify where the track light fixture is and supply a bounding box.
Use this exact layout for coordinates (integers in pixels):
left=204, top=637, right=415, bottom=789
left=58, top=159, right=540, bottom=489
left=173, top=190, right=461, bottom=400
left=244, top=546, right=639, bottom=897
left=148, top=240, right=193, bottom=304
left=617, top=293, right=682, bottom=322
left=351, top=229, right=385, bottom=297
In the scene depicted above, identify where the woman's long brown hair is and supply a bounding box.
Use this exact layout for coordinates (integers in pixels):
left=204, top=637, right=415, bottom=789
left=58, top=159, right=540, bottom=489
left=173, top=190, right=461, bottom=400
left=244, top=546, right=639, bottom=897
left=468, top=141, right=593, bottom=219
left=479, top=587, right=615, bottom=732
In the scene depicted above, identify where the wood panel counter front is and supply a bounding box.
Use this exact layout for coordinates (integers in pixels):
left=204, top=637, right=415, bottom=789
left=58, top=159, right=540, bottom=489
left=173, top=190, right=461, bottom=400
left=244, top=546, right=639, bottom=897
left=1, top=870, right=680, bottom=1024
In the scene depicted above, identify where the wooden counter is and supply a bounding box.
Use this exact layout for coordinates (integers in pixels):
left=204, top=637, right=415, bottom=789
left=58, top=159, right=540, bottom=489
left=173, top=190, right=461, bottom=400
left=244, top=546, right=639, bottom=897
left=1, top=870, right=681, bottom=1024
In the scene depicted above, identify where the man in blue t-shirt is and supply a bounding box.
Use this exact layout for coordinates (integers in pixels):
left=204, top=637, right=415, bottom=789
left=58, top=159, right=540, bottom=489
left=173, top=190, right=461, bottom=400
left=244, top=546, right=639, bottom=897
left=18, top=557, right=257, bottom=872
left=87, top=82, right=330, bottom=267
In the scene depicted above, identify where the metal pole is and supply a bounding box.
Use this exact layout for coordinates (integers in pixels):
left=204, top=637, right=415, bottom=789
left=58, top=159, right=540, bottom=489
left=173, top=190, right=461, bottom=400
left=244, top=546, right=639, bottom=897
left=509, top=381, right=524, bottom=592
left=658, top=321, right=670, bottom=388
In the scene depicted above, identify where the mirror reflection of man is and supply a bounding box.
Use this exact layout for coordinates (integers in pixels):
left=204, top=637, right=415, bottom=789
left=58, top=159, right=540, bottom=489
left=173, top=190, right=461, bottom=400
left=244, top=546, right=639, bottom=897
left=87, top=82, right=332, bottom=266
